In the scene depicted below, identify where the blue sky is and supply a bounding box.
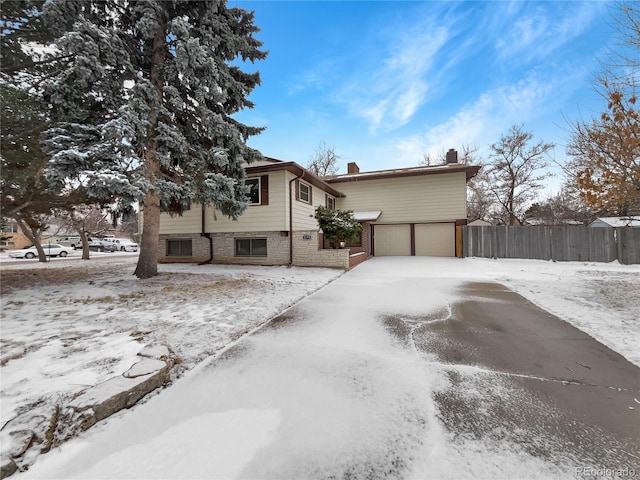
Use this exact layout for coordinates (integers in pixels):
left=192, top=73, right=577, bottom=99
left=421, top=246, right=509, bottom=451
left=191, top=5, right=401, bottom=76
left=232, top=1, right=615, bottom=192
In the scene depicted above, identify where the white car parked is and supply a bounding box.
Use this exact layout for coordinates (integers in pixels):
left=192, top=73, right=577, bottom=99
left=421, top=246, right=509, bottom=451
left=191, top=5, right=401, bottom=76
left=101, top=238, right=138, bottom=252
left=8, top=244, right=75, bottom=259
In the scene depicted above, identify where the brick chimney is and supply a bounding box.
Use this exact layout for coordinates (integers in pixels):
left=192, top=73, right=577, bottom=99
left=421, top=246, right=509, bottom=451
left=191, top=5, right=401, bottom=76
left=445, top=149, right=458, bottom=164
left=347, top=162, right=360, bottom=174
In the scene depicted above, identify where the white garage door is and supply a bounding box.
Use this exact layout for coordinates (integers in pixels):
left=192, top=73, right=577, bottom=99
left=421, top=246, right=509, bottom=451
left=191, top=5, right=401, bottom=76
left=374, top=224, right=411, bottom=256
left=415, top=223, right=455, bottom=257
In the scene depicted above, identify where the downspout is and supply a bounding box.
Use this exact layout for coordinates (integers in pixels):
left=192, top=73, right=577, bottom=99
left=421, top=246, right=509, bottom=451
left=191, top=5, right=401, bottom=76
left=198, top=205, right=213, bottom=265
left=288, top=171, right=305, bottom=267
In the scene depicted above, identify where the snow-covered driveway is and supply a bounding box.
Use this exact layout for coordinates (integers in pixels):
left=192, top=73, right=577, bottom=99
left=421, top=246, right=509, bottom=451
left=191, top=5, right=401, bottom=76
left=20, top=257, right=640, bottom=479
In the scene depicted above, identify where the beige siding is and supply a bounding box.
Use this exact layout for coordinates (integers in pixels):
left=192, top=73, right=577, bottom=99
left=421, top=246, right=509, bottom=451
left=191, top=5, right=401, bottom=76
left=159, top=170, right=333, bottom=234
left=415, top=223, right=455, bottom=256
left=288, top=171, right=330, bottom=231
left=333, top=172, right=467, bottom=223
left=374, top=225, right=411, bottom=256
left=205, top=171, right=288, bottom=232
left=159, top=206, right=203, bottom=234
left=159, top=171, right=288, bottom=234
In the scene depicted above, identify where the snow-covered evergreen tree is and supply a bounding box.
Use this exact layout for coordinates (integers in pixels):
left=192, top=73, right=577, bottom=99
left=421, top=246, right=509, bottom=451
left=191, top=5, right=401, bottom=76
left=40, top=0, right=267, bottom=278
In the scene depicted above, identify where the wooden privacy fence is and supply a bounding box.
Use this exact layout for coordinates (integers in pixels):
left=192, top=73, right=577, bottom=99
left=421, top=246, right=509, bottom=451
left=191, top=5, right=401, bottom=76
left=462, top=226, right=640, bottom=264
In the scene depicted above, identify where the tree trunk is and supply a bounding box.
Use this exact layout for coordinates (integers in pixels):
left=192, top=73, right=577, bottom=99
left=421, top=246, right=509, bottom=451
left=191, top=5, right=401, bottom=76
left=16, top=218, right=47, bottom=262
left=134, top=20, right=166, bottom=279
left=134, top=190, right=160, bottom=279
left=80, top=231, right=90, bottom=260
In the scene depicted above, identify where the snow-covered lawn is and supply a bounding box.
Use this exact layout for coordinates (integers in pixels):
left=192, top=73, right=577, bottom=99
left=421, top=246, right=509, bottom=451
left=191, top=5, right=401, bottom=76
left=1, top=255, right=638, bottom=475
left=0, top=256, right=342, bottom=470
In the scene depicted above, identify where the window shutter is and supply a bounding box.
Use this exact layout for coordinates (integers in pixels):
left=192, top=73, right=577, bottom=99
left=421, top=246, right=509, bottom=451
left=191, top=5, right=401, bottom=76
left=309, top=185, right=313, bottom=205
left=260, top=175, right=269, bottom=205
left=295, top=179, right=300, bottom=201
left=325, top=194, right=328, bottom=207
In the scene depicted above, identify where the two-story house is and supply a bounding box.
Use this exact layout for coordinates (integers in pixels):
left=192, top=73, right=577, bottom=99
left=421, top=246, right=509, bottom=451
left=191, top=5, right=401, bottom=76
left=157, top=151, right=479, bottom=268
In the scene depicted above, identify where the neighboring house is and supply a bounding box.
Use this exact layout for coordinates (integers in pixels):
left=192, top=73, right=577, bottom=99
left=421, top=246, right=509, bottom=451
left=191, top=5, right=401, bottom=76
left=0, top=220, right=58, bottom=250
left=158, top=152, right=479, bottom=268
left=589, top=217, right=640, bottom=228
left=0, top=219, right=29, bottom=250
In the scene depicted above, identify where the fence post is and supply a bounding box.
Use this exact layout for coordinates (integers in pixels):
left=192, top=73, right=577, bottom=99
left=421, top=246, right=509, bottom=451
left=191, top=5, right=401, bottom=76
left=491, top=226, right=497, bottom=259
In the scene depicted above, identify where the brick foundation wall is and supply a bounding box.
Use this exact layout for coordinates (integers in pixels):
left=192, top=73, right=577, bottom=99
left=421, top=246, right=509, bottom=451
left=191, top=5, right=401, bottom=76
left=293, top=231, right=349, bottom=269
left=158, top=234, right=210, bottom=263
left=211, top=231, right=290, bottom=266
left=349, top=252, right=369, bottom=269
left=159, top=230, right=351, bottom=269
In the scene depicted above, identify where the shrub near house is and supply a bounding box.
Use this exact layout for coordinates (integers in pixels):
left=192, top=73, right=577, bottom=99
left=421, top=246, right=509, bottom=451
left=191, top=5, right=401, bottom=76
left=314, top=206, right=362, bottom=248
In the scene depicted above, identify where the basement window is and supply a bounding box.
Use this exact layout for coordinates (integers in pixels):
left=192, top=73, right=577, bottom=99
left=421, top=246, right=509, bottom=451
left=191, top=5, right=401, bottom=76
left=235, top=238, right=267, bottom=257
left=167, top=239, right=192, bottom=256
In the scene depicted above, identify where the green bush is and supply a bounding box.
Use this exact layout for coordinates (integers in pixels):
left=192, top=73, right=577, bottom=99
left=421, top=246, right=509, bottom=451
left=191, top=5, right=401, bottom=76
left=314, top=206, right=362, bottom=248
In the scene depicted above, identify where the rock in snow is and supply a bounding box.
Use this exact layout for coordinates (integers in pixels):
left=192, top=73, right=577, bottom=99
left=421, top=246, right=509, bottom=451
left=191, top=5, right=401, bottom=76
left=1, top=346, right=174, bottom=477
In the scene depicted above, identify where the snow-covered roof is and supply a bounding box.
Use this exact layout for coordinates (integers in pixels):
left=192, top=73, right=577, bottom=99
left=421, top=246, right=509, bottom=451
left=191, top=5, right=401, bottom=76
left=353, top=211, right=382, bottom=221
left=590, top=217, right=640, bottom=228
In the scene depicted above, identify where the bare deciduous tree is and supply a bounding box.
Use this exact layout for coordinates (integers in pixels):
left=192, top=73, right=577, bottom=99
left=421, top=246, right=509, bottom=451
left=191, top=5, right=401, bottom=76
left=55, top=206, right=112, bottom=259
left=486, top=124, right=554, bottom=225
left=422, top=144, right=480, bottom=165
left=524, top=189, right=594, bottom=225
left=467, top=168, right=495, bottom=222
left=307, top=142, right=340, bottom=176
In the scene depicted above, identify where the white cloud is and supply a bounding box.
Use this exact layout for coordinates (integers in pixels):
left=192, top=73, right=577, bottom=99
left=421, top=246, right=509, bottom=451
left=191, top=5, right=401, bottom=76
left=495, top=3, right=604, bottom=62
left=344, top=23, right=449, bottom=133
left=395, top=65, right=589, bottom=165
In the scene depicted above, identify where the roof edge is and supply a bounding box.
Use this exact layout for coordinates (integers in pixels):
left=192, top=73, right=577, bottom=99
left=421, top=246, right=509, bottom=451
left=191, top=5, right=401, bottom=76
left=246, top=162, right=346, bottom=198
left=325, top=164, right=481, bottom=183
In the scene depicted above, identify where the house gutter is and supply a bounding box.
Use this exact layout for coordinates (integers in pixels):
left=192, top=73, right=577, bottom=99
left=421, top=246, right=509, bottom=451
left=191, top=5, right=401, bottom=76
left=198, top=205, right=213, bottom=265
left=288, top=170, right=305, bottom=267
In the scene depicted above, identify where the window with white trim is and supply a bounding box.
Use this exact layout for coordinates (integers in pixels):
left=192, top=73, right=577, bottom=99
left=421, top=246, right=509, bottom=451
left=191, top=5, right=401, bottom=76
left=0, top=221, right=18, bottom=233
left=299, top=182, right=311, bottom=203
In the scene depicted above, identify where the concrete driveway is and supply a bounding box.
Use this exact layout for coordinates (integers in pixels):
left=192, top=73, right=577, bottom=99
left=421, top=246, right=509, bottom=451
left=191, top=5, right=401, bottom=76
left=22, top=258, right=639, bottom=480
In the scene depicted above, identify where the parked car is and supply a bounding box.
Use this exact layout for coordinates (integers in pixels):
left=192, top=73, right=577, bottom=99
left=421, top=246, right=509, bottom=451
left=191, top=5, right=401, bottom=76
left=86, top=237, right=117, bottom=252
left=58, top=236, right=82, bottom=249
left=101, top=238, right=138, bottom=252
left=58, top=236, right=114, bottom=252
left=8, top=244, right=75, bottom=259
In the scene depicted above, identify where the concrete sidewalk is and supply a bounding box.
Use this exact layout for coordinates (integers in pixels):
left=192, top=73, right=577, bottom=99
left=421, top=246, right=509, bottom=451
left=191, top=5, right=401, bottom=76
left=20, top=258, right=640, bottom=479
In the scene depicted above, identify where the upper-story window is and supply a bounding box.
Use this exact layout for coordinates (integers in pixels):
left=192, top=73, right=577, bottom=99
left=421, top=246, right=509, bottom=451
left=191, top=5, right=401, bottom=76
left=246, top=176, right=269, bottom=205
left=246, top=178, right=260, bottom=204
left=299, top=182, right=311, bottom=204
left=0, top=221, right=18, bottom=233
left=326, top=195, right=335, bottom=210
